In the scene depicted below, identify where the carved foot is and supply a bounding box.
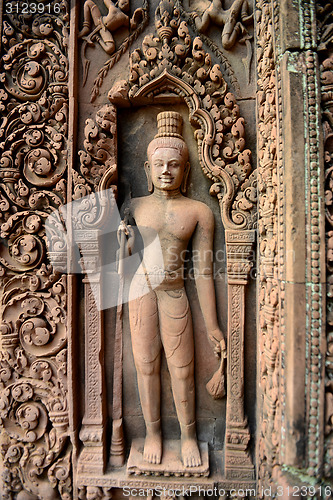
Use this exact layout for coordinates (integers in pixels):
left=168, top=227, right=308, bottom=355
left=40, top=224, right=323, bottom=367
left=180, top=422, right=201, bottom=467
left=181, top=437, right=201, bottom=467
left=143, top=420, right=162, bottom=464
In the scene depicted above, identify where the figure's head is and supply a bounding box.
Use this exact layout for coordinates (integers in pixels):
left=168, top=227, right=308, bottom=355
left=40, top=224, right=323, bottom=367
left=118, top=0, right=129, bottom=12
left=145, top=112, right=190, bottom=193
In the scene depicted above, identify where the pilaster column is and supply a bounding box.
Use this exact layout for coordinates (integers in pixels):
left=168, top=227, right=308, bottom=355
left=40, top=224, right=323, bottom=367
left=224, top=229, right=255, bottom=480
left=76, top=229, right=107, bottom=475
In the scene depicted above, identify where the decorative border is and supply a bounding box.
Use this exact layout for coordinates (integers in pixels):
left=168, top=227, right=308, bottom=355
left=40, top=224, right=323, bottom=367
left=304, top=49, right=325, bottom=477
left=255, top=0, right=281, bottom=494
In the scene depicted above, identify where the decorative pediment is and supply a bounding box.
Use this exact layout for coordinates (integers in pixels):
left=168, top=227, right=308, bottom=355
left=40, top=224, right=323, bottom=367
left=105, top=0, right=256, bottom=230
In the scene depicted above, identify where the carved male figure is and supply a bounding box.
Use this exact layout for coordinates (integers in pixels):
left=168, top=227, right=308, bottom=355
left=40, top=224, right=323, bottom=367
left=192, top=0, right=252, bottom=50
left=125, top=112, right=226, bottom=467
left=79, top=0, right=141, bottom=54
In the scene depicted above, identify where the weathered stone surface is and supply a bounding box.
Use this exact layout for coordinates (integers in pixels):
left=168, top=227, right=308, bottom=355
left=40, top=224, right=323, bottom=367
left=1, top=0, right=331, bottom=497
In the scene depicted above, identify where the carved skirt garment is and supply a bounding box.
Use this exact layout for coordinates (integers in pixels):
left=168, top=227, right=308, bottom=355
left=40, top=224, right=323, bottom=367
left=129, top=287, right=194, bottom=369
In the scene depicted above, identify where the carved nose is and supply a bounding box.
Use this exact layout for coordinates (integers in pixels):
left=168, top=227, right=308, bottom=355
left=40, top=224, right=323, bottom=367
left=162, top=163, right=170, bottom=174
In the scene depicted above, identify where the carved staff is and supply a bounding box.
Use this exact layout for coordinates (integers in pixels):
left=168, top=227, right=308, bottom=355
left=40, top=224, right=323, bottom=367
left=110, top=209, right=131, bottom=466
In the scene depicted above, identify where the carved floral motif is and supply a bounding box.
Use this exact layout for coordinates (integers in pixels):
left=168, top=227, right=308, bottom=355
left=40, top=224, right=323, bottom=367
left=87, top=0, right=149, bottom=102
left=181, top=0, right=253, bottom=89
left=0, top=1, right=71, bottom=497
left=256, top=0, right=281, bottom=494
left=320, top=4, right=333, bottom=476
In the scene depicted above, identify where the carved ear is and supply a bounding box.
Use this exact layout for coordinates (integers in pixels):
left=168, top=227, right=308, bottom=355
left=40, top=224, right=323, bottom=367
left=181, top=161, right=190, bottom=194
left=144, top=161, right=153, bottom=193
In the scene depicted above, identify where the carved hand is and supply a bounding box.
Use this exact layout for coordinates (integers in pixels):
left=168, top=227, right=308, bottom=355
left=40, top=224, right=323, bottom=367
left=117, top=221, right=134, bottom=257
left=208, top=327, right=226, bottom=358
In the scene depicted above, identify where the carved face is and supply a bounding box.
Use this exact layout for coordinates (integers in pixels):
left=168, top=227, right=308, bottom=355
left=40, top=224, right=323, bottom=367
left=149, top=147, right=187, bottom=192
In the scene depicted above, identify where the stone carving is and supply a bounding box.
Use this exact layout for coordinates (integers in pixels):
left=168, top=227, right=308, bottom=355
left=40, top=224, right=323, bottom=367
left=181, top=0, right=253, bottom=87
left=191, top=0, right=252, bottom=50
left=320, top=10, right=333, bottom=477
left=79, top=486, right=113, bottom=499
left=317, top=1, right=333, bottom=51
left=124, top=111, right=226, bottom=470
left=255, top=0, right=281, bottom=495
left=80, top=0, right=147, bottom=87
left=0, top=1, right=71, bottom=497
left=303, top=49, right=326, bottom=477
left=79, top=0, right=142, bottom=53
left=76, top=0, right=256, bottom=485
left=120, top=0, right=257, bottom=231
left=78, top=0, right=149, bottom=102
left=75, top=106, right=118, bottom=475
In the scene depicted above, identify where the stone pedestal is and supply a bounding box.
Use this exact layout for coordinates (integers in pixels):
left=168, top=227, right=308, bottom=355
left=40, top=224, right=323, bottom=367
left=127, top=440, right=209, bottom=477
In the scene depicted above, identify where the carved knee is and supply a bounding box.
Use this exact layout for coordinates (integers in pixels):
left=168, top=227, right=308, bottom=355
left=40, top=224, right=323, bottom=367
left=85, top=0, right=96, bottom=9
left=172, top=363, right=194, bottom=382
left=136, top=360, right=158, bottom=376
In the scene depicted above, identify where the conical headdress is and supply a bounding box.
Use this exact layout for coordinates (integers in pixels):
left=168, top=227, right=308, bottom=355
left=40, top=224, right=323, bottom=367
left=155, top=111, right=184, bottom=139
left=147, top=111, right=188, bottom=160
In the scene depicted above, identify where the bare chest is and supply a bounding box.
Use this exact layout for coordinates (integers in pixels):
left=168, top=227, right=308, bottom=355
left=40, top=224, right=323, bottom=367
left=133, top=201, right=197, bottom=242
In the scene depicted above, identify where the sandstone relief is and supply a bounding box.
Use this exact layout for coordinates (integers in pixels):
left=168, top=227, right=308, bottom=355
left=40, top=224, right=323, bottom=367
left=76, top=0, right=256, bottom=491
left=0, top=0, right=71, bottom=498
left=79, top=0, right=148, bottom=99
left=178, top=0, right=254, bottom=92
left=0, top=0, right=259, bottom=496
left=123, top=111, right=226, bottom=475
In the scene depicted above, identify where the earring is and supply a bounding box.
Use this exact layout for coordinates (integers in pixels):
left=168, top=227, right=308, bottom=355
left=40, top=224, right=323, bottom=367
left=144, top=161, right=153, bottom=193
left=181, top=162, right=190, bottom=194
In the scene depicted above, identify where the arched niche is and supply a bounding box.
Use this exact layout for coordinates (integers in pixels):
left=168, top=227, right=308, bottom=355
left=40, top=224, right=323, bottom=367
left=76, top=0, right=256, bottom=485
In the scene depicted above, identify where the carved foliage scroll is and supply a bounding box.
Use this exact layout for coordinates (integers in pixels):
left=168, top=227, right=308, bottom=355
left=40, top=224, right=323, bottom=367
left=0, top=2, right=71, bottom=497
left=319, top=0, right=333, bottom=478
left=256, top=0, right=281, bottom=494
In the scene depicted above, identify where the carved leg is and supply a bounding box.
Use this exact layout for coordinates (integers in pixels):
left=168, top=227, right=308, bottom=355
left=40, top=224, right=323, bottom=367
left=168, top=358, right=201, bottom=467
left=98, top=29, right=116, bottom=56
left=136, top=362, right=163, bottom=464
left=79, top=0, right=101, bottom=37
left=130, top=291, right=163, bottom=464
left=159, top=288, right=201, bottom=467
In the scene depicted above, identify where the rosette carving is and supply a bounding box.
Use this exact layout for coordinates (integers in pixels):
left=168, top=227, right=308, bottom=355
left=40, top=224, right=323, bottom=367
left=0, top=119, right=67, bottom=192
left=1, top=277, right=66, bottom=357
left=0, top=354, right=69, bottom=498
left=0, top=212, right=61, bottom=278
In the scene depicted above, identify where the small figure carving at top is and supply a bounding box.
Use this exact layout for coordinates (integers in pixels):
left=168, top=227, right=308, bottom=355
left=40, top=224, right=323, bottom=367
left=191, top=0, right=253, bottom=50
left=79, top=0, right=143, bottom=55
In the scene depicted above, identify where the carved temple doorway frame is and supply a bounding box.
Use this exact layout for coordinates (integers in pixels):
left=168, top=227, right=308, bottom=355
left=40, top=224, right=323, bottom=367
left=76, top=1, right=257, bottom=486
